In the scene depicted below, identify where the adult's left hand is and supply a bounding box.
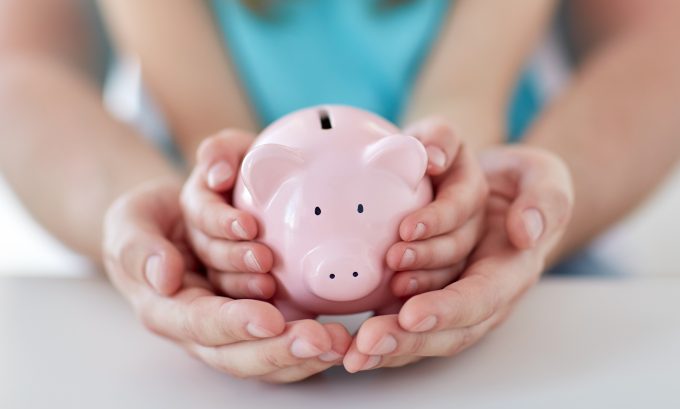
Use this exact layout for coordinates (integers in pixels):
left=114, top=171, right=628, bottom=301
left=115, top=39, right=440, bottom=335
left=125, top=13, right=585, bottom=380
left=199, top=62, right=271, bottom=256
left=343, top=145, right=574, bottom=372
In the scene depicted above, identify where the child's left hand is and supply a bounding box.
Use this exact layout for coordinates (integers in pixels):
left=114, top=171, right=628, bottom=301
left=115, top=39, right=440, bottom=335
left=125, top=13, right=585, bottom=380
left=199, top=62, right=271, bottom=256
left=386, top=117, right=489, bottom=299
left=343, top=116, right=489, bottom=371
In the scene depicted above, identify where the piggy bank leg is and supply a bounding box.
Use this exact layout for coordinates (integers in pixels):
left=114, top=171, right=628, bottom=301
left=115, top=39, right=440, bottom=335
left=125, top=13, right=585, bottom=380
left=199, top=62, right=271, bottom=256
left=375, top=299, right=404, bottom=316
left=274, top=299, right=317, bottom=321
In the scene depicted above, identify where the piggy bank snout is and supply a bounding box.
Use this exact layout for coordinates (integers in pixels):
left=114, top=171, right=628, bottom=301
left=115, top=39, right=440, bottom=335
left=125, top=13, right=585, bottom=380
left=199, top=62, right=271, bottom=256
left=303, top=244, right=382, bottom=302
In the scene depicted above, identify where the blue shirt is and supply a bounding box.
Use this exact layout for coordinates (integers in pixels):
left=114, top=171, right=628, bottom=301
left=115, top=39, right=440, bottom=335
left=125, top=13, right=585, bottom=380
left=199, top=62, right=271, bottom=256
left=212, top=0, right=540, bottom=140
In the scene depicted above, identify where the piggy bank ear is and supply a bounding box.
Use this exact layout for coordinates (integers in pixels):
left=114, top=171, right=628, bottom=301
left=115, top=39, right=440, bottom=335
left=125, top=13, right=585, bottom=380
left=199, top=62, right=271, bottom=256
left=241, top=144, right=305, bottom=206
left=363, top=134, right=428, bottom=190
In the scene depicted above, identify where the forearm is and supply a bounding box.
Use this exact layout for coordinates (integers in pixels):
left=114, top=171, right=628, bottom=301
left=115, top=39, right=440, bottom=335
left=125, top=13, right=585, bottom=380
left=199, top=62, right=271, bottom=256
left=0, top=57, right=180, bottom=260
left=524, top=12, right=680, bottom=264
left=98, top=0, right=258, bottom=160
left=404, top=0, right=557, bottom=151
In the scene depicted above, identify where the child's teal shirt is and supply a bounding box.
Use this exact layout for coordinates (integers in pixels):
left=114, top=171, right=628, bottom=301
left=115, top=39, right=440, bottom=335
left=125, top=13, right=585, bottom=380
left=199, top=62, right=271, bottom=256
left=212, top=0, right=540, bottom=140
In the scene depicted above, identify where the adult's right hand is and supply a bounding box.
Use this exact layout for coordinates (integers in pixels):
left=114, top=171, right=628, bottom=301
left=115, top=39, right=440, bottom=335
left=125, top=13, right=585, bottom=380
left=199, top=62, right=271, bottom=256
left=102, top=178, right=351, bottom=383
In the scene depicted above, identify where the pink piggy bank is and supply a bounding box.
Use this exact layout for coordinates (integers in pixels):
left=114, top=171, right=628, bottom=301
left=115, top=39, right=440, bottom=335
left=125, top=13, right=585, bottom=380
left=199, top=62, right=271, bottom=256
left=233, top=105, right=432, bottom=320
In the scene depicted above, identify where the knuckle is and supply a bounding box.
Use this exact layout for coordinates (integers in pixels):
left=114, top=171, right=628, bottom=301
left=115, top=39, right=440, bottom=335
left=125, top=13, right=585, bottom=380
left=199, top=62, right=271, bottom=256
left=474, top=275, right=502, bottom=321
left=184, top=298, right=208, bottom=343
left=458, top=326, right=477, bottom=350
left=543, top=187, right=573, bottom=225
left=258, top=347, right=289, bottom=370
left=219, top=362, right=250, bottom=379
left=205, top=239, right=226, bottom=270
left=408, top=333, right=429, bottom=356
left=427, top=117, right=453, bottom=136
left=196, top=135, right=220, bottom=162
left=137, top=306, right=163, bottom=337
left=442, top=338, right=464, bottom=357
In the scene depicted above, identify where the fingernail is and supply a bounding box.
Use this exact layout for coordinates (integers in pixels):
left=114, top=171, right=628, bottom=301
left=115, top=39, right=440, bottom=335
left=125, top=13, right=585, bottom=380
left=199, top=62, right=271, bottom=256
left=369, top=334, right=397, bottom=355
left=360, top=355, right=381, bottom=371
left=144, top=255, right=163, bottom=292
left=426, top=146, right=446, bottom=168
left=411, top=315, right=437, bottom=332
left=231, top=219, right=249, bottom=240
left=404, top=278, right=418, bottom=296
left=411, top=222, right=426, bottom=241
left=207, top=161, right=232, bottom=189
left=244, top=250, right=262, bottom=272
left=319, top=351, right=342, bottom=362
left=246, top=322, right=276, bottom=338
left=522, top=208, right=544, bottom=242
left=247, top=279, right=266, bottom=298
left=291, top=338, right=323, bottom=358
left=399, top=248, right=416, bottom=269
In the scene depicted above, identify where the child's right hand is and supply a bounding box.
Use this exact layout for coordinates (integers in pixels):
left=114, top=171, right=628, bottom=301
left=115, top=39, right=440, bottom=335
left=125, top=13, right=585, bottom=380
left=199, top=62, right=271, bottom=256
left=180, top=129, right=277, bottom=300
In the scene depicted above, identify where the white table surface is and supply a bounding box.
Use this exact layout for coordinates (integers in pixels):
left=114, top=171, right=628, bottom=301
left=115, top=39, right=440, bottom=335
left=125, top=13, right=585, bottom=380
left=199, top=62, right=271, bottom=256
left=1, top=275, right=678, bottom=409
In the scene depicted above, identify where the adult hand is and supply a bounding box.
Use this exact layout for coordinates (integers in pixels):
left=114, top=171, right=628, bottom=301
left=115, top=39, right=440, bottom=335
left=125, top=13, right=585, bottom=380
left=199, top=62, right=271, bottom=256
left=103, top=178, right=351, bottom=383
left=344, top=145, right=573, bottom=372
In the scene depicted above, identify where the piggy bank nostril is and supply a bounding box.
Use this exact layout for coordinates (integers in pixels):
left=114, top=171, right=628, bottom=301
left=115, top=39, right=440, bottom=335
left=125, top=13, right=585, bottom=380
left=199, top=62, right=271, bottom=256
left=353, top=271, right=359, bottom=277
left=329, top=273, right=335, bottom=279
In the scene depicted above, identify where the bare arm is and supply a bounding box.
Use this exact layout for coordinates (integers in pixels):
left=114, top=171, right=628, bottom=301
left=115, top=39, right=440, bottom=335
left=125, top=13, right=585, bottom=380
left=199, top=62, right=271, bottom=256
left=525, top=2, right=680, bottom=263
left=0, top=0, right=179, bottom=260
left=404, top=0, right=557, bottom=151
left=97, top=0, right=257, bottom=160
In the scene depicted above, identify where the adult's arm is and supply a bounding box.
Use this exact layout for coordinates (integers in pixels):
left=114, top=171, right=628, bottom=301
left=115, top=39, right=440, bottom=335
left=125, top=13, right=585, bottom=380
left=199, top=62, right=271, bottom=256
left=0, top=0, right=179, bottom=260
left=524, top=2, right=680, bottom=263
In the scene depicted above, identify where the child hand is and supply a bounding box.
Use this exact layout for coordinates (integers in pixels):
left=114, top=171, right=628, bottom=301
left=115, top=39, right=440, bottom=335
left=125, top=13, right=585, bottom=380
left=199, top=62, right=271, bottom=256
left=180, top=129, right=276, bottom=299
left=386, top=117, right=489, bottom=298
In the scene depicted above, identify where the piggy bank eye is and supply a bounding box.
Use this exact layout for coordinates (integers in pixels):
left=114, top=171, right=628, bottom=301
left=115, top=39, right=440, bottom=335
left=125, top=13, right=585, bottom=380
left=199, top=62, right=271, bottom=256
left=357, top=204, right=364, bottom=214
left=314, top=206, right=321, bottom=216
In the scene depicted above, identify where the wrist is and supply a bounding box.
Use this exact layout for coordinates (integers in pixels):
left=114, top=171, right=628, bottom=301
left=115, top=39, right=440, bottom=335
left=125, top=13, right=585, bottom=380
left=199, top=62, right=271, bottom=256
left=402, top=97, right=505, bottom=152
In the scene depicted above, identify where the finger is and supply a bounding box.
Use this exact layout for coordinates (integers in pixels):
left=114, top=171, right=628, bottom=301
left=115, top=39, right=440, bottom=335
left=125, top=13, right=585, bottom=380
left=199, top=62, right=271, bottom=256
left=103, top=189, right=185, bottom=295
left=404, top=117, right=462, bottom=175
left=398, top=148, right=488, bottom=241
left=397, top=252, right=540, bottom=332
left=181, top=170, right=259, bottom=241
left=193, top=319, right=333, bottom=378
left=258, top=323, right=351, bottom=383
left=355, top=312, right=501, bottom=362
left=195, top=129, right=255, bottom=191
left=373, top=354, right=421, bottom=369
left=137, top=287, right=286, bottom=346
left=343, top=336, right=379, bottom=373
left=208, top=269, right=276, bottom=299
left=390, top=263, right=465, bottom=298
left=480, top=147, right=574, bottom=249
left=189, top=227, right=272, bottom=273
left=387, top=212, right=483, bottom=271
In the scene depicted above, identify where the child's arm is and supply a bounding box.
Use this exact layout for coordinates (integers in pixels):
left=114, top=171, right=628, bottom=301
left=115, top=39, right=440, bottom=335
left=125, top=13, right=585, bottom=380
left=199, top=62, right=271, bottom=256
left=404, top=0, right=558, bottom=151
left=383, top=0, right=557, bottom=294
left=97, top=0, right=258, bottom=160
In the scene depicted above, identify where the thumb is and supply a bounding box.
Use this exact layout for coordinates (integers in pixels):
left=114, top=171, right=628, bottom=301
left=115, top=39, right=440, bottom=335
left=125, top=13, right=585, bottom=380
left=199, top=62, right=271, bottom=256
left=481, top=147, right=574, bottom=250
left=104, top=180, right=187, bottom=295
